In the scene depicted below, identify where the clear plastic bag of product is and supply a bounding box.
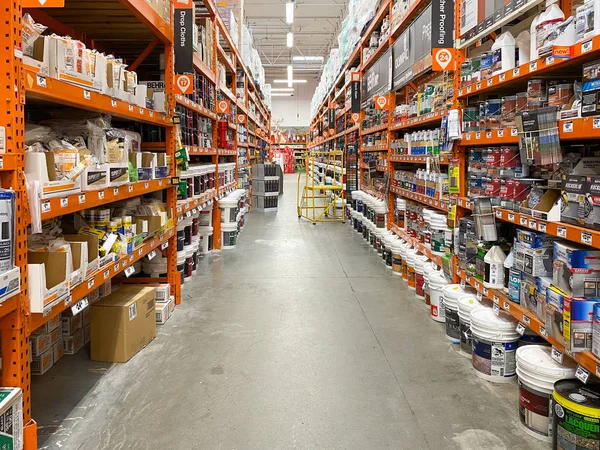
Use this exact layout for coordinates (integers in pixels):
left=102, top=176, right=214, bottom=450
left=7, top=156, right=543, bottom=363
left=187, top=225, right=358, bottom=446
left=22, top=14, right=47, bottom=58
left=25, top=123, right=54, bottom=146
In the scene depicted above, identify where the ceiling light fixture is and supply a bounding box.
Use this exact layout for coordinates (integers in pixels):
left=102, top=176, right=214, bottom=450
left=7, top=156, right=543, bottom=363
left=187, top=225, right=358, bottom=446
left=287, top=64, right=293, bottom=87
left=271, top=93, right=293, bottom=97
left=286, top=2, right=294, bottom=24
left=292, top=56, right=324, bottom=62
left=287, top=32, right=293, bottom=48
left=274, top=79, right=307, bottom=83
left=271, top=88, right=294, bottom=92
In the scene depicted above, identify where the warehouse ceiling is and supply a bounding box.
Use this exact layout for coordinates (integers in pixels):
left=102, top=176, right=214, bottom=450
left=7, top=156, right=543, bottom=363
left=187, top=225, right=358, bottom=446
left=244, top=0, right=347, bottom=81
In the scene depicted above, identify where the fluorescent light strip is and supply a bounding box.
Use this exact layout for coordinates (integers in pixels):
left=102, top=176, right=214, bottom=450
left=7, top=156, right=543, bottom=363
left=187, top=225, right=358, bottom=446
left=271, top=88, right=294, bottom=92
left=286, top=2, right=294, bottom=24
left=287, top=64, right=293, bottom=87
left=272, top=93, right=293, bottom=97
left=292, top=56, right=324, bottom=62
left=273, top=79, right=307, bottom=83
left=287, top=32, right=293, bottom=48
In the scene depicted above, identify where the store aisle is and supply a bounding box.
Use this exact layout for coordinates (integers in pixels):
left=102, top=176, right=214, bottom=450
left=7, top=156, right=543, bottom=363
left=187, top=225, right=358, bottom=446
left=34, top=175, right=545, bottom=450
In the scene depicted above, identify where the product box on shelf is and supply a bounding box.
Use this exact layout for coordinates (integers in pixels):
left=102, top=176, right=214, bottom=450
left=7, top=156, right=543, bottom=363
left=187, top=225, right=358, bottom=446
left=0, top=388, right=22, bottom=449
left=26, top=152, right=81, bottom=199
left=593, top=303, right=600, bottom=357
left=31, top=348, right=53, bottom=375
left=28, top=251, right=70, bottom=313
left=563, top=298, right=596, bottom=353
left=520, top=189, right=562, bottom=222
left=107, top=163, right=130, bottom=187
left=63, top=328, right=84, bottom=355
left=62, top=309, right=82, bottom=336
left=515, top=243, right=553, bottom=277
left=67, top=241, right=88, bottom=288
left=64, top=234, right=99, bottom=278
left=98, top=280, right=111, bottom=299
left=32, top=314, right=61, bottom=335
left=90, top=285, right=156, bottom=363
left=83, top=324, right=90, bottom=345
left=553, top=241, right=600, bottom=297
left=582, top=59, right=600, bottom=117
left=129, top=152, right=155, bottom=181
left=167, top=296, right=175, bottom=316
left=153, top=284, right=170, bottom=302
left=52, top=339, right=64, bottom=364
left=546, top=285, right=566, bottom=344
left=554, top=241, right=600, bottom=269
left=156, top=302, right=169, bottom=325
left=80, top=164, right=109, bottom=191
left=0, top=267, right=20, bottom=304
left=49, top=326, right=62, bottom=346
left=516, top=229, right=554, bottom=249
left=30, top=332, right=51, bottom=357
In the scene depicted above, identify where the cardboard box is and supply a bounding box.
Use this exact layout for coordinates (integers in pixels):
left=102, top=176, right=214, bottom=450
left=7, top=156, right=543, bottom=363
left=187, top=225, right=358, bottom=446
left=67, top=241, right=88, bottom=287
left=156, top=302, right=169, bottom=325
left=546, top=285, right=566, bottom=345
left=515, top=243, right=553, bottom=277
left=0, top=388, right=22, bottom=450
left=98, top=280, right=111, bottom=298
left=62, top=311, right=82, bottom=336
left=167, top=297, right=175, bottom=316
left=0, top=267, right=20, bottom=304
left=582, top=59, right=600, bottom=117
left=83, top=324, right=91, bottom=344
left=52, top=339, right=64, bottom=364
left=31, top=348, right=53, bottom=375
left=49, top=326, right=62, bottom=345
left=31, top=314, right=60, bottom=335
left=30, top=333, right=51, bottom=357
left=516, top=229, right=554, bottom=249
left=28, top=251, right=70, bottom=313
left=81, top=164, right=108, bottom=191
left=107, top=163, right=130, bottom=186
left=89, top=288, right=100, bottom=304
left=564, top=298, right=596, bottom=352
left=129, top=152, right=156, bottom=181
left=154, top=284, right=170, bottom=303
left=554, top=241, right=600, bottom=269
left=63, top=328, right=84, bottom=355
left=64, top=234, right=99, bottom=278
left=592, top=303, right=600, bottom=357
left=90, top=286, right=156, bottom=363
left=81, top=306, right=90, bottom=327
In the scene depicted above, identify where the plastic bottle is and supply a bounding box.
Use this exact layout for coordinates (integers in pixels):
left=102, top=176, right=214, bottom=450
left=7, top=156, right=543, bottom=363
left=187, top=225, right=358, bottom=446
left=584, top=0, right=600, bottom=39
left=484, top=245, right=506, bottom=289
left=515, top=30, right=531, bottom=65
left=503, top=247, right=514, bottom=292
left=530, top=14, right=541, bottom=61
left=536, top=3, right=565, bottom=54
left=491, top=31, right=516, bottom=75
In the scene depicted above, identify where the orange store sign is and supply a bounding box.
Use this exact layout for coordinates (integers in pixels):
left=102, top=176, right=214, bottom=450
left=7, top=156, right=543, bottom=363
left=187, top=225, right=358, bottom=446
left=217, top=100, right=231, bottom=113
left=174, top=74, right=193, bottom=94
left=432, top=48, right=454, bottom=71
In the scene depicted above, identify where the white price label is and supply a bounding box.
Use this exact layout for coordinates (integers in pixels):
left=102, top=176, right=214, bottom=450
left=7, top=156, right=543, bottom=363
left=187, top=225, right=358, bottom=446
left=497, top=129, right=504, bottom=137
left=129, top=254, right=134, bottom=262
left=147, top=250, right=157, bottom=261
left=499, top=73, right=506, bottom=82
left=493, top=294, right=499, bottom=305
left=483, top=288, right=489, bottom=296
left=98, top=190, right=105, bottom=200
left=595, top=118, right=600, bottom=129
left=138, top=248, right=144, bottom=256
left=511, top=128, right=518, bottom=136
left=540, top=326, right=548, bottom=338
left=129, top=104, right=134, bottom=112
left=486, top=131, right=492, bottom=139
left=192, top=208, right=198, bottom=214
left=557, top=226, right=567, bottom=238
left=465, top=133, right=471, bottom=141
left=476, top=82, right=481, bottom=90
left=516, top=323, right=526, bottom=335
left=496, top=209, right=502, bottom=218
left=36, top=74, right=47, bottom=87
left=475, top=132, right=481, bottom=140
left=551, top=346, right=563, bottom=364
left=88, top=278, right=94, bottom=289
left=128, top=185, right=134, bottom=193
left=508, top=213, right=515, bottom=222
left=503, top=300, right=510, bottom=311
left=71, top=297, right=89, bottom=316
left=186, top=211, right=192, bottom=217
left=150, top=240, right=155, bottom=247
left=520, top=216, right=527, bottom=226
left=149, top=110, right=154, bottom=117
left=460, top=279, right=466, bottom=289
left=60, top=197, right=68, bottom=208
left=583, top=40, right=593, bottom=53
left=513, top=67, right=520, bottom=77
left=563, top=121, right=573, bottom=133
left=145, top=182, right=149, bottom=189
left=546, top=56, right=554, bottom=65
left=83, top=90, right=91, bottom=100
left=476, top=292, right=483, bottom=301
left=41, top=202, right=51, bottom=213
left=114, top=263, right=120, bottom=272
left=124, top=265, right=135, bottom=278
left=466, top=86, right=472, bottom=93
left=113, top=188, right=119, bottom=196
left=576, top=365, right=590, bottom=384
left=493, top=304, right=500, bottom=316
left=103, top=269, right=110, bottom=280
left=111, top=98, right=117, bottom=107
left=530, top=61, right=537, bottom=71
left=529, top=220, right=537, bottom=229
left=539, top=222, right=547, bottom=233
left=523, top=315, right=530, bottom=326
left=79, top=194, right=86, bottom=204
left=161, top=242, right=168, bottom=250
left=487, top=78, right=493, bottom=86
left=474, top=281, right=480, bottom=290
left=139, top=107, right=144, bottom=115
left=582, top=231, right=593, bottom=246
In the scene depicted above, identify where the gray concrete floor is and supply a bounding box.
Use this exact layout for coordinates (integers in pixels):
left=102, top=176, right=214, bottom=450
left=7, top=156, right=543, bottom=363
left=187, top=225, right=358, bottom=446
left=33, top=175, right=546, bottom=450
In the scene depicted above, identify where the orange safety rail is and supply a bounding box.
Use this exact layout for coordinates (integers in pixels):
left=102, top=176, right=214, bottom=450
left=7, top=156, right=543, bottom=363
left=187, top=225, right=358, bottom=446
left=458, top=34, right=600, bottom=99
left=360, top=123, right=389, bottom=135
left=118, top=0, right=173, bottom=43
left=176, top=95, right=217, bottom=119
left=390, top=108, right=447, bottom=130
left=30, top=227, right=175, bottom=330
left=40, top=179, right=170, bottom=221
left=24, top=67, right=172, bottom=126
left=389, top=154, right=451, bottom=164
left=389, top=223, right=443, bottom=266
left=457, top=269, right=600, bottom=378
left=193, top=54, right=216, bottom=84
left=389, top=185, right=451, bottom=212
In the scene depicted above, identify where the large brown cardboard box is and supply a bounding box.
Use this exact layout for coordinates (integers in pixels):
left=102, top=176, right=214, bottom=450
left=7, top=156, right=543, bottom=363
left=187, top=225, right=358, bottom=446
left=90, top=286, right=156, bottom=362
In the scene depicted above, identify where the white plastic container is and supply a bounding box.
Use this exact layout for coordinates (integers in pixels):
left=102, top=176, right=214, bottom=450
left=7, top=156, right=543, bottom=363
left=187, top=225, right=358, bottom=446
left=491, top=31, right=516, bottom=75
left=530, top=14, right=541, bottom=61
left=484, top=245, right=506, bottom=289
left=442, top=284, right=465, bottom=342
left=429, top=213, right=447, bottom=256
left=515, top=30, right=531, bottom=65
left=414, top=256, right=427, bottom=300
left=516, top=345, right=577, bottom=441
left=471, top=308, right=520, bottom=382
left=457, top=295, right=487, bottom=357
left=221, top=222, right=237, bottom=249
left=198, top=226, right=214, bottom=255
left=219, top=196, right=239, bottom=223
left=429, top=273, right=450, bottom=322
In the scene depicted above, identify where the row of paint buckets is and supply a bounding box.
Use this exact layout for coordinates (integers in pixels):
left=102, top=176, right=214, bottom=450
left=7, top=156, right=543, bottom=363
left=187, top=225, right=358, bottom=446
left=219, top=189, right=248, bottom=249
left=347, top=199, right=598, bottom=445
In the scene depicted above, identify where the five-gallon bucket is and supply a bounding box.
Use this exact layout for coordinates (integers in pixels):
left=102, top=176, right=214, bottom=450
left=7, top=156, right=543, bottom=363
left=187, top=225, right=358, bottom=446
left=457, top=295, right=487, bottom=357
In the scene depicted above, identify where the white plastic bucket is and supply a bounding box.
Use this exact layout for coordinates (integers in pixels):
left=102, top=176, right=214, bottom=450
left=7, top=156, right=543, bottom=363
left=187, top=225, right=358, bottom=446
left=471, top=308, right=520, bottom=382
left=442, top=284, right=466, bottom=342
left=413, top=256, right=427, bottom=300
left=405, top=249, right=417, bottom=290
left=457, top=295, right=487, bottom=357
left=429, top=273, right=450, bottom=322
left=219, top=196, right=238, bottom=223
left=221, top=222, right=238, bottom=249
left=391, top=241, right=404, bottom=276
left=516, top=345, right=577, bottom=441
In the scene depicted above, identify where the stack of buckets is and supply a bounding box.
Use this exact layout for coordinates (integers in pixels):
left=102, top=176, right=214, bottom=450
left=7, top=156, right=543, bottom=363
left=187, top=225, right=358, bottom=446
left=219, top=189, right=248, bottom=249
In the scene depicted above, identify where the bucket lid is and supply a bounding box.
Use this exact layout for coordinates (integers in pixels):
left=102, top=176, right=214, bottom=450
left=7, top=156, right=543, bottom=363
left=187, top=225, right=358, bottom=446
left=470, top=308, right=518, bottom=330
left=553, top=379, right=600, bottom=415
left=516, top=345, right=577, bottom=378
left=457, top=295, right=485, bottom=315
left=442, top=284, right=466, bottom=301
